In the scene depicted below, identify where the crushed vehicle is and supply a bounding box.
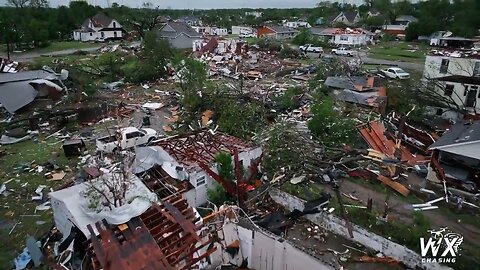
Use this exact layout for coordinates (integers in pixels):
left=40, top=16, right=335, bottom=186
left=299, top=44, right=324, bottom=53
left=381, top=67, right=410, bottom=79
left=96, top=127, right=158, bottom=153
left=331, top=47, right=355, bottom=57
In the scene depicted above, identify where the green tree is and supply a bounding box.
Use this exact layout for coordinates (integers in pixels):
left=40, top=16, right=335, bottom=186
left=215, top=152, right=234, bottom=182
left=308, top=95, right=357, bottom=147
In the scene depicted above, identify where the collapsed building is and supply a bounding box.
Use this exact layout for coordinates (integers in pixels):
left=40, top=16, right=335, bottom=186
left=134, top=130, right=262, bottom=207
left=0, top=67, right=68, bottom=113
left=428, top=120, right=480, bottom=192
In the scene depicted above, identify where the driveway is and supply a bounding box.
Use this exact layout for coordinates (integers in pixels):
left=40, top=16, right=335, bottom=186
left=0, top=42, right=141, bottom=62
left=306, top=51, right=424, bottom=72
left=0, top=46, right=101, bottom=62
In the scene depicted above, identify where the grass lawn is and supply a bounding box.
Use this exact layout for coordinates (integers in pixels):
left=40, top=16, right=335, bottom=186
left=34, top=41, right=101, bottom=54
left=0, top=138, right=79, bottom=267
left=368, top=41, right=429, bottom=63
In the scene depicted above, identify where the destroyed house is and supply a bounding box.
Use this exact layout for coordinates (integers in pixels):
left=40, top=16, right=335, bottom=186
left=0, top=68, right=67, bottom=113
left=149, top=130, right=262, bottom=207
left=157, top=21, right=202, bottom=49
left=427, top=120, right=480, bottom=192
left=49, top=174, right=157, bottom=239
left=424, top=48, right=480, bottom=119
left=324, top=76, right=387, bottom=112
left=86, top=194, right=214, bottom=270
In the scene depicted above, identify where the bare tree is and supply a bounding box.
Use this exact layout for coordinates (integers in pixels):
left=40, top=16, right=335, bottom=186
left=83, top=147, right=135, bottom=211
left=125, top=7, right=161, bottom=40
left=421, top=58, right=480, bottom=114
left=6, top=0, right=29, bottom=8
left=29, top=0, right=49, bottom=8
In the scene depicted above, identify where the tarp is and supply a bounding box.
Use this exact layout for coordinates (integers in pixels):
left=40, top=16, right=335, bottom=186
left=133, top=146, right=188, bottom=180
left=49, top=175, right=156, bottom=239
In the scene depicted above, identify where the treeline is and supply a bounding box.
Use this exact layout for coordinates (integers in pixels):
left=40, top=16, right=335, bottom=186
left=360, top=0, right=480, bottom=40
left=0, top=0, right=479, bottom=49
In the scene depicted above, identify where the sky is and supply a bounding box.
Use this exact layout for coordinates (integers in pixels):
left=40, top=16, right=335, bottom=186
left=0, top=0, right=367, bottom=9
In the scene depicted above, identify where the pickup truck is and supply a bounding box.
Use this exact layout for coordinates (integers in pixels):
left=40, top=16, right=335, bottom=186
left=381, top=67, right=410, bottom=79
left=96, top=127, right=158, bottom=153
left=299, top=44, right=323, bottom=53
left=331, top=47, right=355, bottom=57
left=239, top=33, right=256, bottom=38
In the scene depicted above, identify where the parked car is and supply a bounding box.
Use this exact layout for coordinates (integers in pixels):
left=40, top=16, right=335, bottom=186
left=96, top=127, right=158, bottom=153
left=239, top=33, right=256, bottom=38
left=299, top=44, right=323, bottom=53
left=381, top=67, right=410, bottom=79
left=331, top=47, right=355, bottom=57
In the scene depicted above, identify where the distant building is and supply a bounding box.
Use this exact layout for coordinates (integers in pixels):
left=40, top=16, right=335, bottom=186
left=177, top=15, right=203, bottom=27
left=283, top=21, right=312, bottom=29
left=245, top=11, right=263, bottom=18
left=192, top=26, right=228, bottom=36
left=367, top=8, right=381, bottom=17
left=314, top=28, right=374, bottom=46
left=330, top=11, right=360, bottom=26
left=382, top=15, right=417, bottom=37
left=232, top=26, right=256, bottom=35
left=257, top=25, right=298, bottom=40
left=73, top=13, right=124, bottom=42
left=157, top=21, right=202, bottom=49
left=314, top=17, right=324, bottom=25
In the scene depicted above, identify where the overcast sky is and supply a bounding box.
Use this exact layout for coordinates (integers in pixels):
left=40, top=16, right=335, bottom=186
left=0, top=0, right=367, bottom=9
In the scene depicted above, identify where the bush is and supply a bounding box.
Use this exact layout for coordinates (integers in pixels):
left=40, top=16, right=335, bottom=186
left=308, top=95, right=357, bottom=146
left=273, top=86, right=303, bottom=111
left=207, top=182, right=231, bottom=206
left=121, top=60, right=157, bottom=83
left=278, top=44, right=300, bottom=59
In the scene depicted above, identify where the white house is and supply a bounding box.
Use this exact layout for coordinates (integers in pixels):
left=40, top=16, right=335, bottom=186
left=317, top=28, right=374, bottom=46
left=147, top=131, right=262, bottom=207
left=177, top=15, right=203, bottom=27
left=245, top=11, right=263, bottom=18
left=424, top=49, right=480, bottom=118
left=73, top=13, right=124, bottom=42
left=232, top=26, right=255, bottom=35
left=283, top=21, right=312, bottom=29
left=192, top=26, right=228, bottom=36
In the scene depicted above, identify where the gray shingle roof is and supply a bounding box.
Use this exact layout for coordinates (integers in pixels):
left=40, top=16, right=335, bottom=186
left=430, top=121, right=480, bottom=149
left=158, top=21, right=201, bottom=38
left=266, top=25, right=297, bottom=34
left=82, top=13, right=113, bottom=28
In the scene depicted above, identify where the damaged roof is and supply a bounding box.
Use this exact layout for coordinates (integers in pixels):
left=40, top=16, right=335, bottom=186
left=335, top=89, right=386, bottom=108
left=430, top=120, right=480, bottom=151
left=0, top=69, right=65, bottom=113
left=155, top=130, right=254, bottom=169
left=82, top=13, right=114, bottom=28
left=324, top=76, right=382, bottom=91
